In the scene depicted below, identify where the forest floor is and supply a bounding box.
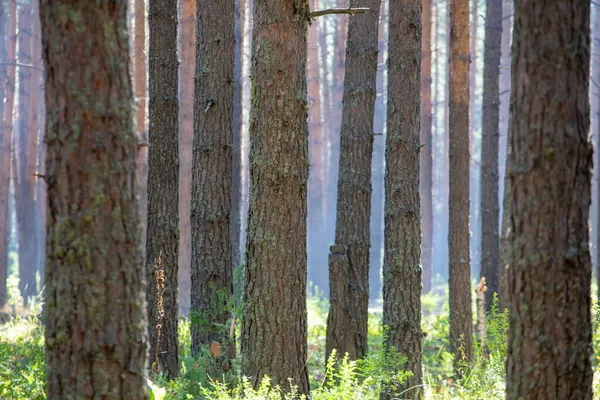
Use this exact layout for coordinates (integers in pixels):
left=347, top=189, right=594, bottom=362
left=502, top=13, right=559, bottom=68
left=1, top=264, right=600, bottom=399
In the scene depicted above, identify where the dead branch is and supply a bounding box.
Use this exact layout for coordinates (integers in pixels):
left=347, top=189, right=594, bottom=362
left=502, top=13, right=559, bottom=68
left=309, top=7, right=369, bottom=18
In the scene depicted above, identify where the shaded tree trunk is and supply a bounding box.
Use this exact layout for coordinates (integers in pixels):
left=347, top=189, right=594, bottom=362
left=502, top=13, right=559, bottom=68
left=190, top=0, right=234, bottom=369
left=479, top=0, right=502, bottom=312
left=325, top=0, right=379, bottom=362
left=497, top=0, right=512, bottom=312
left=14, top=0, right=38, bottom=305
left=146, top=0, right=179, bottom=378
left=178, top=0, right=196, bottom=315
left=241, top=0, right=310, bottom=393
left=420, top=0, right=433, bottom=294
left=448, top=0, right=473, bottom=365
left=0, top=0, right=16, bottom=307
left=506, top=1, right=593, bottom=398
left=41, top=1, right=148, bottom=397
left=382, top=0, right=422, bottom=396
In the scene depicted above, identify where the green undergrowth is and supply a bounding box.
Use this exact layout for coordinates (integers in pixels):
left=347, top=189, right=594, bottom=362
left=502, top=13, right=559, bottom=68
left=2, top=276, right=600, bottom=399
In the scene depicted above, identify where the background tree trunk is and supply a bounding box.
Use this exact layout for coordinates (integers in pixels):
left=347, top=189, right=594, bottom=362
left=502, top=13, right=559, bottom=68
left=325, top=0, right=379, bottom=363
left=241, top=0, right=310, bottom=393
left=190, top=0, right=234, bottom=367
left=0, top=0, right=16, bottom=307
left=479, top=0, right=502, bottom=312
left=420, top=0, right=433, bottom=294
left=178, top=0, right=196, bottom=315
left=593, top=1, right=600, bottom=301
left=134, top=0, right=147, bottom=246
left=41, top=1, right=148, bottom=397
left=382, top=0, right=422, bottom=395
left=448, top=0, right=473, bottom=365
left=147, top=0, right=180, bottom=378
left=506, top=1, right=593, bottom=398
left=232, top=0, right=244, bottom=271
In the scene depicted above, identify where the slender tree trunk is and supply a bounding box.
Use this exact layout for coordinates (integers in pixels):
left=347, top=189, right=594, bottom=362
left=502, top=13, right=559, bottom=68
left=595, top=5, right=600, bottom=301
left=15, top=1, right=37, bottom=305
left=242, top=0, right=310, bottom=393
left=0, top=0, right=16, bottom=307
left=479, top=0, right=502, bottom=312
left=498, top=0, right=512, bottom=313
left=146, top=0, right=179, bottom=378
left=448, top=0, right=473, bottom=365
left=326, top=0, right=379, bottom=362
left=232, top=0, right=244, bottom=270
left=178, top=0, right=196, bottom=315
left=506, top=1, right=592, bottom=398
left=134, top=0, right=147, bottom=245
left=41, top=1, right=148, bottom=397
left=190, top=0, right=234, bottom=371
left=420, top=0, right=433, bottom=294
left=382, top=0, right=422, bottom=396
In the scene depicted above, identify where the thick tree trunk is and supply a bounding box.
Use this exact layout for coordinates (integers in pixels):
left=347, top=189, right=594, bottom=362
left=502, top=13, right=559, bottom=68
left=0, top=0, right=16, bottom=307
left=146, top=0, right=179, bottom=378
left=241, top=0, right=310, bottom=393
left=448, top=0, right=473, bottom=365
left=190, top=0, right=234, bottom=370
left=41, top=1, right=148, bottom=397
left=325, top=0, right=379, bottom=362
left=420, top=0, right=433, bottom=294
left=178, top=0, right=195, bottom=315
left=382, top=0, right=422, bottom=396
left=498, top=0, right=512, bottom=312
left=506, top=1, right=593, bottom=398
left=479, top=0, right=502, bottom=312
left=15, top=1, right=38, bottom=305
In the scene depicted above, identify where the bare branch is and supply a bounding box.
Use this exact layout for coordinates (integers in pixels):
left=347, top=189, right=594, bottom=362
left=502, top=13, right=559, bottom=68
left=309, top=7, right=369, bottom=18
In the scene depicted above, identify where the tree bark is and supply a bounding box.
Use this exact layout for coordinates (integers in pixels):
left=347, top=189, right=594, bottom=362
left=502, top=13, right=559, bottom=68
left=325, top=0, right=379, bottom=363
left=382, top=0, right=422, bottom=396
left=241, top=0, right=310, bottom=393
left=0, top=0, right=16, bottom=307
left=146, top=0, right=180, bottom=378
left=420, top=0, right=433, bottom=294
left=134, top=0, right=147, bottom=248
left=178, top=0, right=196, bottom=315
left=506, top=1, right=593, bottom=398
left=190, top=0, right=234, bottom=370
left=14, top=0, right=38, bottom=306
left=41, top=1, right=148, bottom=397
left=448, top=0, right=473, bottom=365
left=479, top=0, right=502, bottom=312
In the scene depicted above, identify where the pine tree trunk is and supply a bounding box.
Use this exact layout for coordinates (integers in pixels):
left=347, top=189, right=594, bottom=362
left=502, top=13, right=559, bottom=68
left=420, top=0, right=433, bottom=294
left=190, top=0, right=234, bottom=368
left=325, top=0, right=379, bottom=363
left=448, top=0, right=473, bottom=365
left=382, top=0, right=422, bottom=396
left=593, top=3, right=600, bottom=302
left=146, top=0, right=180, bottom=378
left=506, top=1, right=593, bottom=398
left=0, top=0, right=16, bottom=307
left=134, top=0, right=147, bottom=245
left=41, top=1, right=148, bottom=397
left=177, top=0, right=196, bottom=315
left=241, top=0, right=310, bottom=393
left=479, top=0, right=502, bottom=312
left=497, top=0, right=512, bottom=312
left=15, top=1, right=38, bottom=305
left=232, top=0, right=244, bottom=270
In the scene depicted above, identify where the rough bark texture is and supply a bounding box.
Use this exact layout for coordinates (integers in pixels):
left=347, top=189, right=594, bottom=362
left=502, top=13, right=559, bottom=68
left=448, top=0, right=473, bottom=366
left=241, top=0, right=310, bottom=393
left=0, top=0, right=16, bottom=307
left=15, top=0, right=38, bottom=305
left=178, top=0, right=195, bottom=315
left=420, top=0, right=433, bottom=294
left=382, top=0, right=422, bottom=396
left=479, top=0, right=502, bottom=312
left=41, top=1, right=148, bottom=397
left=498, top=0, right=512, bottom=312
left=506, top=1, right=593, bottom=398
left=146, top=0, right=179, bottom=378
left=190, top=0, right=234, bottom=362
left=325, top=0, right=379, bottom=363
